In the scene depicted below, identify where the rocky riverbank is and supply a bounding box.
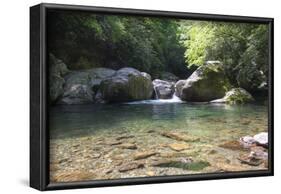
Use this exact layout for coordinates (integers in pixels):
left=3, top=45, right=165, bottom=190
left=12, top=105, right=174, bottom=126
left=49, top=54, right=256, bottom=105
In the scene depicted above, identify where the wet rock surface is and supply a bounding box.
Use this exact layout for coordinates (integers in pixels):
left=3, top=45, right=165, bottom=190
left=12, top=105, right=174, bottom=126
left=152, top=79, right=175, bottom=99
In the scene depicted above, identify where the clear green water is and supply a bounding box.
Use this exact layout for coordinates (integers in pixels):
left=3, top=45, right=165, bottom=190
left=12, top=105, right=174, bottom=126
left=49, top=101, right=268, bottom=182
left=49, top=102, right=268, bottom=140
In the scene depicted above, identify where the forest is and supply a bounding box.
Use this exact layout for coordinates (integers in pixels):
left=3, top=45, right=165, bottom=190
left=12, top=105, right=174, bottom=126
left=47, top=10, right=269, bottom=105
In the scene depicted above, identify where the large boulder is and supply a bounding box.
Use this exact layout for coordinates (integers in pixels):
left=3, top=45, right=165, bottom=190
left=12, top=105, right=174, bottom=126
left=49, top=53, right=69, bottom=76
left=58, top=84, right=94, bottom=105
left=100, top=67, right=153, bottom=102
left=152, top=79, right=175, bottom=99
left=49, top=75, right=65, bottom=103
left=64, top=71, right=90, bottom=90
left=177, top=61, right=231, bottom=102
left=49, top=54, right=69, bottom=103
left=87, top=68, right=116, bottom=92
left=60, top=68, right=116, bottom=104
left=211, top=88, right=254, bottom=104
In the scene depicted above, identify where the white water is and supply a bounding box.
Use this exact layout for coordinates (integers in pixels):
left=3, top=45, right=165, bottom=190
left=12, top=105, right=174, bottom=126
left=125, top=93, right=183, bottom=105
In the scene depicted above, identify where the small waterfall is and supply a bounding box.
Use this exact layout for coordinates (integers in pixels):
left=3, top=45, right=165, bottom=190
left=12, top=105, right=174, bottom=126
left=153, top=85, right=159, bottom=99
left=125, top=92, right=182, bottom=104
left=169, top=93, right=182, bottom=103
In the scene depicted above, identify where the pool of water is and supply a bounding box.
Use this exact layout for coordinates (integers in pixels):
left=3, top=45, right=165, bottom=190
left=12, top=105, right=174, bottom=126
left=49, top=101, right=268, bottom=182
left=49, top=102, right=268, bottom=140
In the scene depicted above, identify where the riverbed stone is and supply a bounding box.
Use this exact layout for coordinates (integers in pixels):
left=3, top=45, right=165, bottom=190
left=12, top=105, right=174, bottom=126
left=118, top=143, right=137, bottom=150
left=51, top=171, right=95, bottom=182
left=134, top=151, right=158, bottom=160
left=118, top=162, right=144, bottom=172
left=168, top=143, right=190, bottom=151
left=219, top=140, right=249, bottom=151
left=161, top=131, right=200, bottom=142
left=238, top=153, right=263, bottom=166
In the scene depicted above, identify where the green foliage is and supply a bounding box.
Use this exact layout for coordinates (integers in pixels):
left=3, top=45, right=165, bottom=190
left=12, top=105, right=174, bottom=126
left=47, top=10, right=187, bottom=78
left=180, top=21, right=269, bottom=91
left=48, top=10, right=269, bottom=92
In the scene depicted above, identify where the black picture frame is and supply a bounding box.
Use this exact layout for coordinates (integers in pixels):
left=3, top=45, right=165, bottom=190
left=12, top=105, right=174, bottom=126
left=30, top=3, right=274, bottom=191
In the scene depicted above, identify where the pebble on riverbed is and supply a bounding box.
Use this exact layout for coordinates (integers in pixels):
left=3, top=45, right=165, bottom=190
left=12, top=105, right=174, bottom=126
left=119, top=162, right=144, bottom=172
left=134, top=151, right=158, bottom=160
left=168, top=143, right=190, bottom=151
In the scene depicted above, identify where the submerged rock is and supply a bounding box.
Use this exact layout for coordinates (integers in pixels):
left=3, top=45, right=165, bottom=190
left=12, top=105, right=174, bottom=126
left=219, top=140, right=249, bottom=151
left=152, top=79, right=175, bottom=99
left=118, top=143, right=137, bottom=150
left=51, top=171, right=95, bottom=182
left=168, top=143, right=190, bottom=151
left=116, top=135, right=135, bottom=141
left=118, top=162, right=144, bottom=172
left=133, top=151, right=158, bottom=160
left=211, top=88, right=254, bottom=104
left=100, top=67, right=153, bottom=102
left=176, top=61, right=231, bottom=102
left=161, top=132, right=200, bottom=142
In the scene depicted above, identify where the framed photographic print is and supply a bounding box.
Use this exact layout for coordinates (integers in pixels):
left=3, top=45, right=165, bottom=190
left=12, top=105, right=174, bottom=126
left=30, top=3, right=274, bottom=191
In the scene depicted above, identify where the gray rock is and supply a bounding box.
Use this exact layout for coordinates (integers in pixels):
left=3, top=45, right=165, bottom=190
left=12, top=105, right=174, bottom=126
left=60, top=68, right=116, bottom=104
left=87, top=68, right=116, bottom=91
left=177, top=61, right=231, bottom=102
left=49, top=54, right=70, bottom=103
left=211, top=88, right=254, bottom=104
left=58, top=84, right=94, bottom=104
left=152, top=79, right=175, bottom=99
left=100, top=67, right=153, bottom=102
left=253, top=132, right=268, bottom=147
left=240, top=132, right=268, bottom=148
left=175, top=80, right=186, bottom=97
left=64, top=71, right=91, bottom=90
left=49, top=53, right=69, bottom=77
left=49, top=75, right=65, bottom=103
